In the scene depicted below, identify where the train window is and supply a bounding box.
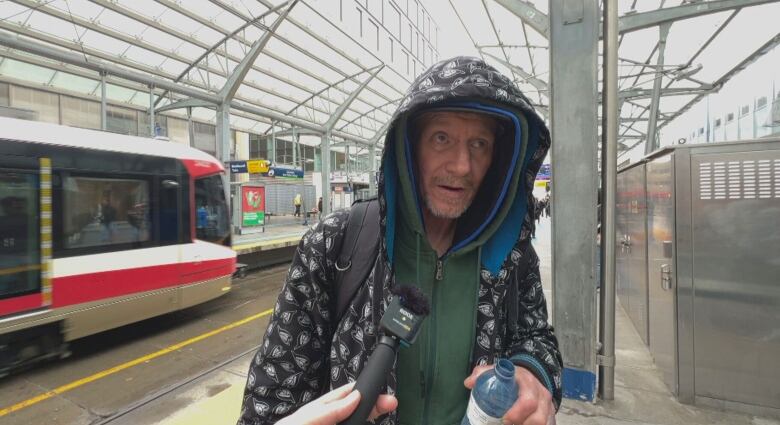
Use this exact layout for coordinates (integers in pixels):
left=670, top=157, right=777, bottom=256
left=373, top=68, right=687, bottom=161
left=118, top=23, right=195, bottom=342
left=0, top=170, right=40, bottom=299
left=194, top=175, right=230, bottom=246
left=61, top=176, right=151, bottom=249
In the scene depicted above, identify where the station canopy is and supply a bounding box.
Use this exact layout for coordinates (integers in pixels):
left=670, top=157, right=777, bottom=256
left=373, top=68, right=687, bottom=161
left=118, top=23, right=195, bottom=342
left=0, top=0, right=416, bottom=150
left=446, top=0, right=780, bottom=157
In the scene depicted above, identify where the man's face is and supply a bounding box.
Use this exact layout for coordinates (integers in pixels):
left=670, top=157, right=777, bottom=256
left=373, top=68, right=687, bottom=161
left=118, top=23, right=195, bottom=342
left=415, top=111, right=496, bottom=219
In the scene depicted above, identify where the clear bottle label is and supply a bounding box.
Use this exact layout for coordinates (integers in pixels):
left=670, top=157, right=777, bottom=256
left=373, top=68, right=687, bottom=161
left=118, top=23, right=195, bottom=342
left=465, top=392, right=503, bottom=425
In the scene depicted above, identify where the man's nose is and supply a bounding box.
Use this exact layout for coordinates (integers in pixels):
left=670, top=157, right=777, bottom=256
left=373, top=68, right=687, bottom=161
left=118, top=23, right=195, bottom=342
left=445, top=142, right=472, bottom=176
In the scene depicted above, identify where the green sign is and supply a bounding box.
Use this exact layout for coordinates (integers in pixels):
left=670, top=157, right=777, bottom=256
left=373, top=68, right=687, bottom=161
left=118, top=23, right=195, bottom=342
left=242, top=211, right=265, bottom=226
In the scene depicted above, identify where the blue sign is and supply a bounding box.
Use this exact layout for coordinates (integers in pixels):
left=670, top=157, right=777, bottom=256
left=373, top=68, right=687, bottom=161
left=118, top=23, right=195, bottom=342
left=536, top=163, right=551, bottom=181
left=229, top=161, right=248, bottom=174
left=267, top=166, right=303, bottom=179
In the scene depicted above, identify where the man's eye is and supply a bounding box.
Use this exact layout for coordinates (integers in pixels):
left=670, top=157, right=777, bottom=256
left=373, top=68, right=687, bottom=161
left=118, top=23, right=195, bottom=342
left=470, top=139, right=488, bottom=149
left=433, top=133, right=448, bottom=144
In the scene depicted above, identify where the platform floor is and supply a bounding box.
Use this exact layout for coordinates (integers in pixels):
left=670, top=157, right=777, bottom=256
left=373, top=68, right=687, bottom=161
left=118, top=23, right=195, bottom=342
left=97, top=218, right=780, bottom=424
left=232, top=214, right=315, bottom=255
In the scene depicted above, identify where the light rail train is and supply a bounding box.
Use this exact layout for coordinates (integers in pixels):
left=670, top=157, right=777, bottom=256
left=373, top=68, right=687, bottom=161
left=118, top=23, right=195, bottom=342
left=0, top=117, right=235, bottom=376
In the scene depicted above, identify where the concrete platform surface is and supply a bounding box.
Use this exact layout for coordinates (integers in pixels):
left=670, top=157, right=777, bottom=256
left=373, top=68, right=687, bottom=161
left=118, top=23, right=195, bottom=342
left=232, top=214, right=314, bottom=255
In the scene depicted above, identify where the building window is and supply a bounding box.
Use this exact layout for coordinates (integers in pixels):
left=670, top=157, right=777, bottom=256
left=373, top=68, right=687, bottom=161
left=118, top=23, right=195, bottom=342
left=740, top=105, right=750, bottom=116
left=756, top=96, right=768, bottom=110
left=714, top=118, right=721, bottom=127
left=369, top=19, right=379, bottom=50
left=0, top=82, right=9, bottom=107
left=193, top=121, right=217, bottom=155
left=388, top=5, right=401, bottom=38
left=726, top=112, right=735, bottom=123
left=407, top=24, right=412, bottom=48
left=698, top=127, right=704, bottom=135
left=106, top=105, right=138, bottom=136
left=357, top=8, right=363, bottom=36
left=10, top=85, right=60, bottom=124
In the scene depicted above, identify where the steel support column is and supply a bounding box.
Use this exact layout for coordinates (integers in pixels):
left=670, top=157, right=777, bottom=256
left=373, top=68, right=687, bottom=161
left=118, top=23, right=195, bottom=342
left=321, top=132, right=331, bottom=215
left=216, top=103, right=231, bottom=163
left=368, top=143, right=377, bottom=197
left=149, top=85, right=155, bottom=137
left=599, top=0, right=619, bottom=401
left=100, top=72, right=107, bottom=131
left=549, top=0, right=600, bottom=402
left=645, top=23, right=671, bottom=155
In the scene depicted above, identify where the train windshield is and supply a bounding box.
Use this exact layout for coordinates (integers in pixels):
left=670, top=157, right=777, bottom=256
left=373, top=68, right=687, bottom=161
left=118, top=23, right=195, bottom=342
left=194, top=174, right=230, bottom=246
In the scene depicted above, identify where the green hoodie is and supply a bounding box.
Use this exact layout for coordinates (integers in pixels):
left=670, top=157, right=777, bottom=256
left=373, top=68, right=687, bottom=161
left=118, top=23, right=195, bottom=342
left=392, top=113, right=528, bottom=424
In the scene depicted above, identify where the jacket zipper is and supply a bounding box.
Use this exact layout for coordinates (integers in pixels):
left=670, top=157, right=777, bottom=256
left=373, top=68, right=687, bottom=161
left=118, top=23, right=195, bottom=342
left=435, top=258, right=443, bottom=281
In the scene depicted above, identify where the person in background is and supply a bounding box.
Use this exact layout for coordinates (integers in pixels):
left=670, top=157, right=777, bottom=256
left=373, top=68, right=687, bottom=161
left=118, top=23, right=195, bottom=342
left=238, top=57, right=561, bottom=425
left=294, top=193, right=302, bottom=217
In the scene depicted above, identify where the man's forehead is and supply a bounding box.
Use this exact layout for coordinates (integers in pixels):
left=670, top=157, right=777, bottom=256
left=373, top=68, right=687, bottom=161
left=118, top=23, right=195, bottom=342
left=414, top=110, right=500, bottom=133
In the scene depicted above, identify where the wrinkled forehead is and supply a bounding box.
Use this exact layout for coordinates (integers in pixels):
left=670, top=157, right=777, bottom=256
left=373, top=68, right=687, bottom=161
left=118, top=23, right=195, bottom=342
left=410, top=110, right=502, bottom=141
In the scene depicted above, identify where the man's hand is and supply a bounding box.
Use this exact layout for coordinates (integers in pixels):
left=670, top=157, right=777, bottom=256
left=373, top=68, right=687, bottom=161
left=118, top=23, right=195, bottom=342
left=464, top=364, right=555, bottom=425
left=277, top=382, right=398, bottom=425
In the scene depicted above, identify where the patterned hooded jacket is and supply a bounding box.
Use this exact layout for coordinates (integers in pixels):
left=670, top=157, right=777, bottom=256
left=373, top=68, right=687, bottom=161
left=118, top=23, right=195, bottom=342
left=238, top=57, right=562, bottom=424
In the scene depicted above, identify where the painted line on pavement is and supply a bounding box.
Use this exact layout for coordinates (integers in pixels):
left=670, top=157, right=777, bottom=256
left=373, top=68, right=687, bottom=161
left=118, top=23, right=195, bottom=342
left=0, top=307, right=274, bottom=417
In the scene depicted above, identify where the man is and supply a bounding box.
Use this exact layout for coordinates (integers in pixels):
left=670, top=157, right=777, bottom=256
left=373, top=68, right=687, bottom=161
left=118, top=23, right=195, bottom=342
left=238, top=57, right=562, bottom=425
left=294, top=193, right=302, bottom=217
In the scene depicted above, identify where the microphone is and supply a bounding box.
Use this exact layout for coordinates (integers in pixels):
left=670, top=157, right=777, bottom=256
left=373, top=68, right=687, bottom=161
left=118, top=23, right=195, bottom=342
left=338, top=285, right=430, bottom=425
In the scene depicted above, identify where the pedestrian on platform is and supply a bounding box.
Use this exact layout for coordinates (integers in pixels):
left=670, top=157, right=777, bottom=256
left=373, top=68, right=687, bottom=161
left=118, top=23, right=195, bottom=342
left=238, top=56, right=562, bottom=425
left=293, top=193, right=302, bottom=217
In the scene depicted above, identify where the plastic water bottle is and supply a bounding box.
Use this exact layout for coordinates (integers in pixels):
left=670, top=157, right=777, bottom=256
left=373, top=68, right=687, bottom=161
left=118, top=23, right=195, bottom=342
left=461, top=358, right=519, bottom=425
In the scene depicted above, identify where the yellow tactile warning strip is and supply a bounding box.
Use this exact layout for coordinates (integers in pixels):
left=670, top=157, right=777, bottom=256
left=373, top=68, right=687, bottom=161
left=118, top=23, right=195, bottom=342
left=232, top=235, right=302, bottom=254
left=39, top=157, right=52, bottom=306
left=0, top=308, right=274, bottom=418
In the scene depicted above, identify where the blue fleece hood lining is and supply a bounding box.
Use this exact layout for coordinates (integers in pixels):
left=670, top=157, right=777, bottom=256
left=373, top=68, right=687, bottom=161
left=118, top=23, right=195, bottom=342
left=385, top=102, right=539, bottom=275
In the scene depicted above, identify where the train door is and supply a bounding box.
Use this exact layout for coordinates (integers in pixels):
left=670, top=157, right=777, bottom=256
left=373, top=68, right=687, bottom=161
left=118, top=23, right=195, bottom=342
left=0, top=155, right=50, bottom=318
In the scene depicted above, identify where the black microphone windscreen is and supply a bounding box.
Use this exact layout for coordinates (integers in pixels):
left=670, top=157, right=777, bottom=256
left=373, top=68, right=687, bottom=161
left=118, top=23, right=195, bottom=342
left=390, top=285, right=430, bottom=316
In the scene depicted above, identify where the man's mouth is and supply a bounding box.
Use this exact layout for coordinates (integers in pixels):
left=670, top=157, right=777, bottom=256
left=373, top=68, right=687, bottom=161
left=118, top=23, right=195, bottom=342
left=438, top=185, right=465, bottom=194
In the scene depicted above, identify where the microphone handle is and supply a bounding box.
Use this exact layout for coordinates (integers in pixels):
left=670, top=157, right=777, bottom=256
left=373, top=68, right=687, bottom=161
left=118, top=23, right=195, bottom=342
left=338, top=335, right=398, bottom=425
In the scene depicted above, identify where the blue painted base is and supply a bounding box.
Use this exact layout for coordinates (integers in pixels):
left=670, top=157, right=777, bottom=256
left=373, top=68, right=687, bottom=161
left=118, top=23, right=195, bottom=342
left=562, top=367, right=597, bottom=401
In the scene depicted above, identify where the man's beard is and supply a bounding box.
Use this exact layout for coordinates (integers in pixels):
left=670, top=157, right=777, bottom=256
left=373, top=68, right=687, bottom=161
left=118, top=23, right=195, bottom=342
left=423, top=176, right=476, bottom=219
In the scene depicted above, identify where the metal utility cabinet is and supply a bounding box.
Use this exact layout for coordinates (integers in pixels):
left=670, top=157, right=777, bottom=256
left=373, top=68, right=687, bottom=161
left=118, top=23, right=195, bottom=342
left=616, top=137, right=780, bottom=416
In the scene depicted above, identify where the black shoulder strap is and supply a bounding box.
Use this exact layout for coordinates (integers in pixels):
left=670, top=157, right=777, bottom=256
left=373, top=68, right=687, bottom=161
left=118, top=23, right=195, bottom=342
left=506, top=243, right=532, bottom=337
left=335, top=198, right=380, bottom=321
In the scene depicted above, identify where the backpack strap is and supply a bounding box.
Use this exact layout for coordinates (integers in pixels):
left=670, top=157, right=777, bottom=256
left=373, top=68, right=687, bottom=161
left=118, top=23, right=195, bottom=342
left=505, top=243, right=532, bottom=338
left=334, top=198, right=380, bottom=321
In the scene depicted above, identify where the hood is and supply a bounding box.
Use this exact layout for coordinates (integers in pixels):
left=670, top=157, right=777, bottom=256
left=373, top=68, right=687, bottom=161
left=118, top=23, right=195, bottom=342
left=378, top=56, right=550, bottom=275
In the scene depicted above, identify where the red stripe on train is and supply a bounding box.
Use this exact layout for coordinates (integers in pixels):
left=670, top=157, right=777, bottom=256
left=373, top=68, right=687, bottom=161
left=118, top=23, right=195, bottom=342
left=0, top=293, right=42, bottom=318
left=52, top=257, right=235, bottom=308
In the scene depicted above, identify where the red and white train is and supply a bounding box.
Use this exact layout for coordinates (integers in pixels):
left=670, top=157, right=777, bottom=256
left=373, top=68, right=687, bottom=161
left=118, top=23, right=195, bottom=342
left=0, top=117, right=236, bottom=375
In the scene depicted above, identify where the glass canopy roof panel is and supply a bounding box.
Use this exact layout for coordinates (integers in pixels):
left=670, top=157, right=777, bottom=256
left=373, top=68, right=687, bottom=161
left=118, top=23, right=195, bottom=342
left=0, top=58, right=56, bottom=86
left=263, top=37, right=344, bottom=84
left=50, top=0, right=106, bottom=21
left=693, top=3, right=780, bottom=83
left=618, top=27, right=660, bottom=63
left=0, top=3, right=34, bottom=23
left=620, top=0, right=663, bottom=15
left=183, top=1, right=246, bottom=31
left=448, top=0, right=500, bottom=46
left=76, top=30, right=133, bottom=60
left=105, top=83, right=140, bottom=104
left=659, top=94, right=698, bottom=116
left=92, top=7, right=150, bottom=38
left=663, top=11, right=732, bottom=69
left=50, top=72, right=101, bottom=96
left=271, top=22, right=364, bottom=78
